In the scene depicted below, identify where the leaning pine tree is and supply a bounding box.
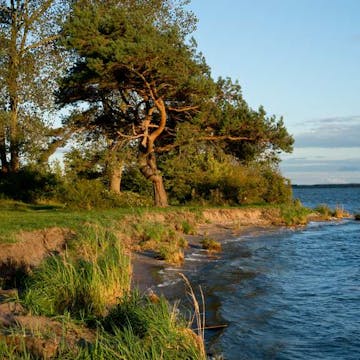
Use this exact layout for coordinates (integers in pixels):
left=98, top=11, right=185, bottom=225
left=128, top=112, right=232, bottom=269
left=57, top=0, right=212, bottom=206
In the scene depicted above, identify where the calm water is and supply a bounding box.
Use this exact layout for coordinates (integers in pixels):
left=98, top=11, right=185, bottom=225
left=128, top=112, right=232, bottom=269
left=159, top=186, right=360, bottom=359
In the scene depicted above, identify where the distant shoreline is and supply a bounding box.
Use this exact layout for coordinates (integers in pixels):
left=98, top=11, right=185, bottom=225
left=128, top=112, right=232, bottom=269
left=292, top=183, right=360, bottom=188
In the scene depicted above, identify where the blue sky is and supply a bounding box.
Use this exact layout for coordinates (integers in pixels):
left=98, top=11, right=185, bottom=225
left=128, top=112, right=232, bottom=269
left=188, top=0, right=360, bottom=184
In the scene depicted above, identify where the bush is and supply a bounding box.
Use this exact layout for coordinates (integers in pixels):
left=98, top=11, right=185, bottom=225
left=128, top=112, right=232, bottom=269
left=134, top=221, right=188, bottom=264
left=0, top=167, right=60, bottom=203
left=280, top=202, right=312, bottom=225
left=55, top=179, right=152, bottom=209
left=162, top=151, right=292, bottom=206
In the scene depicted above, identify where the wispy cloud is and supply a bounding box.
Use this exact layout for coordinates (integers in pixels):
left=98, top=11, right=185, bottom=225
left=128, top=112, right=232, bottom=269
left=282, top=157, right=360, bottom=173
left=294, top=115, right=360, bottom=148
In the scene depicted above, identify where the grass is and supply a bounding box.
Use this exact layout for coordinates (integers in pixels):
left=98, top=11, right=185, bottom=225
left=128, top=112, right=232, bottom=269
left=1, top=294, right=206, bottom=360
left=1, top=200, right=322, bottom=359
left=314, top=204, right=350, bottom=220
left=279, top=202, right=312, bottom=225
left=200, top=237, right=222, bottom=253
left=355, top=214, right=360, bottom=220
left=2, top=223, right=205, bottom=358
left=23, top=225, right=131, bottom=318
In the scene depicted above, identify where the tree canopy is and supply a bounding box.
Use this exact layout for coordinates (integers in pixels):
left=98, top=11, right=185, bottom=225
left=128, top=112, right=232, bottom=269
left=0, top=0, right=294, bottom=207
left=0, top=0, right=73, bottom=173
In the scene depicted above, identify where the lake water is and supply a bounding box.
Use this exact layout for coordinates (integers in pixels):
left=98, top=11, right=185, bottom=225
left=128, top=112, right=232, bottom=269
left=159, top=186, right=360, bottom=359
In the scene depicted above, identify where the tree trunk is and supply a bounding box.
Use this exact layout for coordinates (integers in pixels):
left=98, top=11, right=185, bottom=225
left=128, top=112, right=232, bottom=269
left=0, top=125, right=9, bottom=174
left=9, top=6, right=20, bottom=173
left=152, top=174, right=168, bottom=207
left=110, top=163, right=122, bottom=194
left=138, top=149, right=168, bottom=207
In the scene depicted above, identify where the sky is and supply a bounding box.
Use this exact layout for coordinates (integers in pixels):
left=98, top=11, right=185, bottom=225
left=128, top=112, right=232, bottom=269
left=188, top=0, right=360, bottom=184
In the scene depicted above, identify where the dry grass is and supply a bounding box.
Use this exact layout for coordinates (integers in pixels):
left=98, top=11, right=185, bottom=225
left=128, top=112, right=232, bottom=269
left=200, top=237, right=222, bottom=253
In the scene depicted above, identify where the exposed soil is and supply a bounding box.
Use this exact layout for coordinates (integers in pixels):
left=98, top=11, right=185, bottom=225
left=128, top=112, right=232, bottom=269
left=0, top=227, right=75, bottom=283
left=0, top=289, right=95, bottom=359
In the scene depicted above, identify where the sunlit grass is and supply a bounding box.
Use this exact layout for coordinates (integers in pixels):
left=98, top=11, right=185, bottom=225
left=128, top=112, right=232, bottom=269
left=23, top=226, right=131, bottom=318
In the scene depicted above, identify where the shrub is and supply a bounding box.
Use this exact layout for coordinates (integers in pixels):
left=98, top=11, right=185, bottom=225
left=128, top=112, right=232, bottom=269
left=163, top=151, right=292, bottom=206
left=134, top=221, right=188, bottom=264
left=181, top=220, right=196, bottom=235
left=0, top=167, right=60, bottom=203
left=333, top=206, right=350, bottom=219
left=56, top=179, right=152, bottom=209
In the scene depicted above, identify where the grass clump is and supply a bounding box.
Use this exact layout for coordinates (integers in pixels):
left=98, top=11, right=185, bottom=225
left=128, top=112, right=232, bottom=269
left=355, top=214, right=360, bottom=221
left=280, top=201, right=312, bottom=225
left=0, top=294, right=206, bottom=360
left=332, top=205, right=350, bottom=219
left=135, top=221, right=188, bottom=264
left=98, top=293, right=205, bottom=360
left=23, top=226, right=131, bottom=318
left=181, top=220, right=196, bottom=235
left=200, top=237, right=222, bottom=253
left=314, top=204, right=350, bottom=219
left=314, top=204, right=333, bottom=219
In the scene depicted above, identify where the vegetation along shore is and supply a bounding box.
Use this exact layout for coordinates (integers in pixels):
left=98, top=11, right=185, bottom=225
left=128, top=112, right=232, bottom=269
left=0, top=201, right=351, bottom=359
left=0, top=0, right=353, bottom=358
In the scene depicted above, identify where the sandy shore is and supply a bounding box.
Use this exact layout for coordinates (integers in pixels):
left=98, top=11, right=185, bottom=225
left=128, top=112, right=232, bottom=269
left=131, top=221, right=276, bottom=293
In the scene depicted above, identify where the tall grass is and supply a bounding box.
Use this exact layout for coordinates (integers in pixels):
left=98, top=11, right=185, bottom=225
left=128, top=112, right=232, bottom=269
left=134, top=221, right=188, bottom=264
left=97, top=293, right=206, bottom=360
left=280, top=202, right=312, bottom=225
left=23, top=226, right=131, bottom=318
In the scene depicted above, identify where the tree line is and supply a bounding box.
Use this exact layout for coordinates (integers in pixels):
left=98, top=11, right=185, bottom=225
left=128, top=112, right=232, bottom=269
left=0, top=0, right=294, bottom=207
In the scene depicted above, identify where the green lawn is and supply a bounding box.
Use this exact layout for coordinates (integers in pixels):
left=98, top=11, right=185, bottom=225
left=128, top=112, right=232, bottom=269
left=0, top=200, right=144, bottom=243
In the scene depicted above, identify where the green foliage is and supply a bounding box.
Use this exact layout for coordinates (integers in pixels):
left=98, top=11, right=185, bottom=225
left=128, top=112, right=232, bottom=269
left=196, top=77, right=294, bottom=163
left=0, top=167, right=61, bottom=203
left=162, top=149, right=292, bottom=206
left=0, top=337, right=32, bottom=360
left=181, top=220, right=196, bottom=235
left=0, top=0, right=71, bottom=172
left=121, top=164, right=153, bottom=195
left=355, top=214, right=360, bottom=221
left=98, top=294, right=205, bottom=360
left=134, top=221, right=188, bottom=264
left=55, top=179, right=152, bottom=209
left=314, top=204, right=333, bottom=218
left=280, top=202, right=312, bottom=226
left=23, top=226, right=131, bottom=318
left=314, top=204, right=349, bottom=219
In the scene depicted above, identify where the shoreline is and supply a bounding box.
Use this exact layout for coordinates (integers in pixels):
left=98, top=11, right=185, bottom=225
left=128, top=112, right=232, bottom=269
left=0, top=204, right=353, bottom=358
left=131, top=222, right=286, bottom=294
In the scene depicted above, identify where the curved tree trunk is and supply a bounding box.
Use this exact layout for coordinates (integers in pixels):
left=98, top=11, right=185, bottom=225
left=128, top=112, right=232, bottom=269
left=138, top=148, right=168, bottom=207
